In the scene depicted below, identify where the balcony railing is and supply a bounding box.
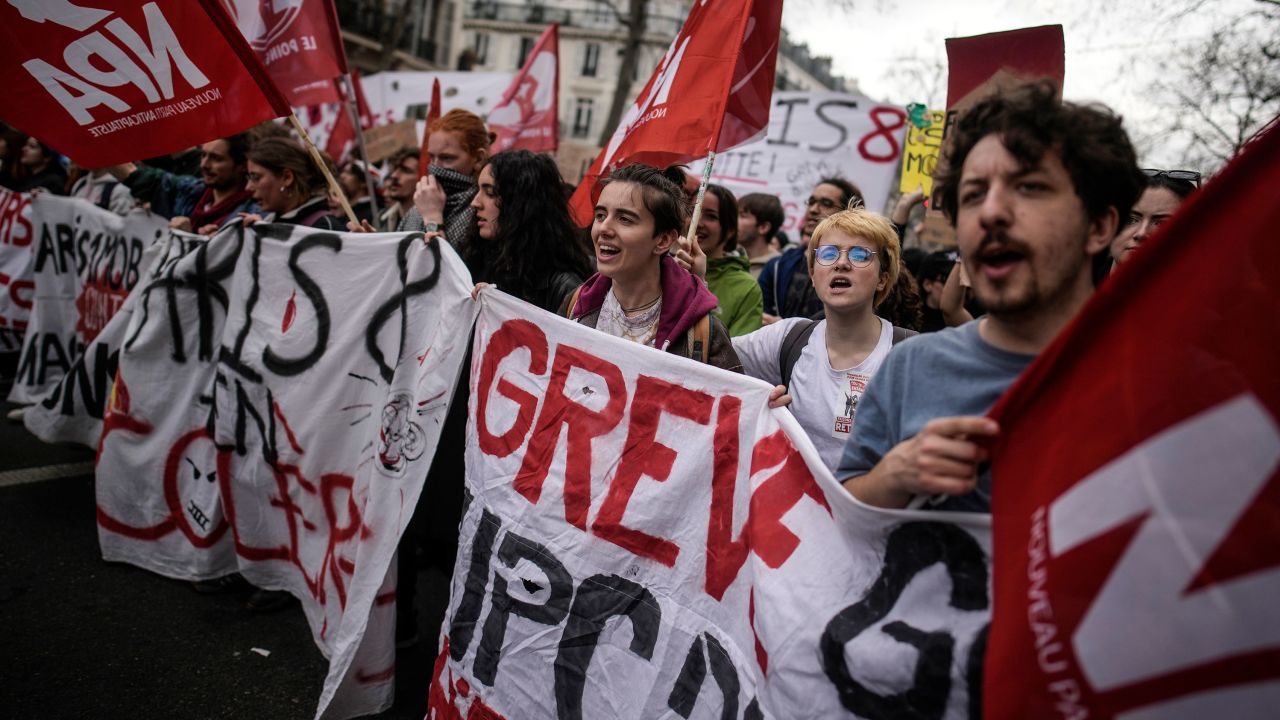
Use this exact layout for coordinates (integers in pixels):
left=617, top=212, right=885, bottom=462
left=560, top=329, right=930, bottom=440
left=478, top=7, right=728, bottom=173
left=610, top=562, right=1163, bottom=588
left=466, top=1, right=685, bottom=38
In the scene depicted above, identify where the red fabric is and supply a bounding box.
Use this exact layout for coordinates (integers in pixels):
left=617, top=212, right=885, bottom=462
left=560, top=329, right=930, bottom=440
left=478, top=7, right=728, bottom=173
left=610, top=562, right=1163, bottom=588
left=945, top=25, right=1064, bottom=108
left=983, top=126, right=1280, bottom=716
left=418, top=78, right=443, bottom=177
left=567, top=0, right=781, bottom=226
left=488, top=24, right=559, bottom=154
left=324, top=82, right=355, bottom=162
left=351, top=69, right=374, bottom=129
left=220, top=0, right=347, bottom=106
left=0, top=0, right=289, bottom=168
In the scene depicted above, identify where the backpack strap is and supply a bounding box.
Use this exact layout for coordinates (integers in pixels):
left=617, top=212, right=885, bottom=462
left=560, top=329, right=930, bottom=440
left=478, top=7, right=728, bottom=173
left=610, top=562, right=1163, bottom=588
left=563, top=285, right=583, bottom=319
left=890, top=325, right=918, bottom=345
left=96, top=181, right=119, bottom=210
left=778, top=319, right=817, bottom=388
left=688, top=314, right=710, bottom=364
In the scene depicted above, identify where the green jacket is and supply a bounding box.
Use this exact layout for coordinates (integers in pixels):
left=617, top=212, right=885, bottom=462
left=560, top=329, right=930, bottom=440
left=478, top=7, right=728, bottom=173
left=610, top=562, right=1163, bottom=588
left=706, top=253, right=764, bottom=337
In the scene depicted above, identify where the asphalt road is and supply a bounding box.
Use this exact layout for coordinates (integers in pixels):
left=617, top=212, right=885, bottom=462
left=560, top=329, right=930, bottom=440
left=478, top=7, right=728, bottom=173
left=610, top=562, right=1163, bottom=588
left=0, top=369, right=451, bottom=720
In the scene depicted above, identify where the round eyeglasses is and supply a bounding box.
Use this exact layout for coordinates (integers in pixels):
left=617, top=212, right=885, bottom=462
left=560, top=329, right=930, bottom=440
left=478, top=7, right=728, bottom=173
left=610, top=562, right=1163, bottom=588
left=814, top=245, right=877, bottom=267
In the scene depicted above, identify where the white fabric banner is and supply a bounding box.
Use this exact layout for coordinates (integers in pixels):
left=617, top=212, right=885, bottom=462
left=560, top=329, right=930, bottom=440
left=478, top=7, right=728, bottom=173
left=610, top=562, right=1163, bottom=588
left=95, top=222, right=475, bottom=719
left=0, top=185, right=34, bottom=353
left=430, top=290, right=991, bottom=719
left=22, top=231, right=169, bottom=445
left=689, top=91, right=908, bottom=227
left=6, top=196, right=165, bottom=403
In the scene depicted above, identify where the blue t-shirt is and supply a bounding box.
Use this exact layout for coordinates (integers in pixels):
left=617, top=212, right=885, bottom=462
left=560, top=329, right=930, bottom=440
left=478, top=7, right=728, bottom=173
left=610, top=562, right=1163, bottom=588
left=837, top=320, right=1035, bottom=512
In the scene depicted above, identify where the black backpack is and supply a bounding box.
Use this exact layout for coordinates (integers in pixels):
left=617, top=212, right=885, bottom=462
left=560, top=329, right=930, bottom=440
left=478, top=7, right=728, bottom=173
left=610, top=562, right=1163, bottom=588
left=778, top=319, right=917, bottom=388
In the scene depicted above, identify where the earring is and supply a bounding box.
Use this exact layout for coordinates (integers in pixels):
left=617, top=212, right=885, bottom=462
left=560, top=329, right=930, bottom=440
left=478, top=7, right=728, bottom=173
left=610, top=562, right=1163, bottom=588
left=280, top=186, right=286, bottom=192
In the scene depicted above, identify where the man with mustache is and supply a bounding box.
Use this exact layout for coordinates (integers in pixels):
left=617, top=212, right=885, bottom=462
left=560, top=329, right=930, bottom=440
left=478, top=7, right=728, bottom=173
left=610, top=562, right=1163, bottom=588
left=107, top=133, right=256, bottom=232
left=839, top=81, right=1144, bottom=512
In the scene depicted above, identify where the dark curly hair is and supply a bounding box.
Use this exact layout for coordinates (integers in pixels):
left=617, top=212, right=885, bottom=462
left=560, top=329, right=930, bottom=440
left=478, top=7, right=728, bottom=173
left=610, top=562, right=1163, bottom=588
left=603, top=164, right=689, bottom=237
left=816, top=176, right=863, bottom=209
left=461, top=150, right=591, bottom=305
left=876, top=262, right=924, bottom=331
left=934, top=80, right=1144, bottom=228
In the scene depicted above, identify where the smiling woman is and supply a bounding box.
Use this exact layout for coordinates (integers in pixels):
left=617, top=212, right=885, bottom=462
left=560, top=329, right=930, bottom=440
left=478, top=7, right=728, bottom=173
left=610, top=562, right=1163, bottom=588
left=562, top=164, right=742, bottom=372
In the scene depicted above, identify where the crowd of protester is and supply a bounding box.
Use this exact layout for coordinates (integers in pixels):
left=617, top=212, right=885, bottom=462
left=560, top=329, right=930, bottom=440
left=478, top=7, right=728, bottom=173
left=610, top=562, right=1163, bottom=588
left=1, top=77, right=1203, bottom=650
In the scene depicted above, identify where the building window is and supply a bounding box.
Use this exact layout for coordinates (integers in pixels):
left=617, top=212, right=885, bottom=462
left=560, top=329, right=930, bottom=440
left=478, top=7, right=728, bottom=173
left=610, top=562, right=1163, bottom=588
left=581, top=42, right=600, bottom=77
left=572, top=98, right=594, bottom=138
left=474, top=32, right=489, bottom=65
left=518, top=36, right=535, bottom=69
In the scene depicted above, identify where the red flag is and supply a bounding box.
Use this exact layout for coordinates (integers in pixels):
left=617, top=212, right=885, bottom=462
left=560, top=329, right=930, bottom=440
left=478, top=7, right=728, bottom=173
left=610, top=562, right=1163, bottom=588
left=0, top=0, right=290, bottom=168
left=983, top=127, right=1280, bottom=716
left=946, top=25, right=1064, bottom=109
left=351, top=69, right=375, bottom=130
left=418, top=78, right=443, bottom=177
left=220, top=0, right=348, bottom=106
left=567, top=0, right=782, bottom=225
left=323, top=79, right=355, bottom=161
left=488, top=24, right=559, bottom=154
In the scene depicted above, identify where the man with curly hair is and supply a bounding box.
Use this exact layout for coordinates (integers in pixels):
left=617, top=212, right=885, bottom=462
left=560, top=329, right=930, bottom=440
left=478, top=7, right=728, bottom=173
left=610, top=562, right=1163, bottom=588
left=839, top=80, right=1145, bottom=512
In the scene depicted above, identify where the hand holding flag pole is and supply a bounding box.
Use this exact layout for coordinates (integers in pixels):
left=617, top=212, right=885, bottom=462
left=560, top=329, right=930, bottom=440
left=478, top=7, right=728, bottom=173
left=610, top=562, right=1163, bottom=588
left=677, top=151, right=716, bottom=279
left=287, top=114, right=358, bottom=226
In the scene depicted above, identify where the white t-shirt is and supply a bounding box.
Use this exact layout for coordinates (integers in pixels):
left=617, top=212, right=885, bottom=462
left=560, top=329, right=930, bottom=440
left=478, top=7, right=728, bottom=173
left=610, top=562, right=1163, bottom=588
left=732, top=317, right=895, bottom=471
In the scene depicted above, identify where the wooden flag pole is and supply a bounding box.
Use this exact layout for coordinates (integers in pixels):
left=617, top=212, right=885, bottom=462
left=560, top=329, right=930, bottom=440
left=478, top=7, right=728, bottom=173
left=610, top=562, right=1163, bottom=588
left=683, top=151, right=717, bottom=251
left=341, top=73, right=379, bottom=226
left=286, top=113, right=358, bottom=226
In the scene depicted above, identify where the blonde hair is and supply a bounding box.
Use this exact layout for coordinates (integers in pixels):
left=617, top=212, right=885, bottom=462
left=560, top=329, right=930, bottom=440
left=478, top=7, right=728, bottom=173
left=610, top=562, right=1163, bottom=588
left=807, top=209, right=901, bottom=307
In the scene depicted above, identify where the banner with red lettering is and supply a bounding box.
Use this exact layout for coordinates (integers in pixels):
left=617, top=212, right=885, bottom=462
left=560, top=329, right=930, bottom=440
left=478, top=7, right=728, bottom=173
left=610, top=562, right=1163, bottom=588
left=568, top=0, right=782, bottom=224
left=983, top=127, right=1280, bottom=714
left=690, top=91, right=907, bottom=223
left=429, top=289, right=994, bottom=718
left=487, top=23, right=559, bottom=154
left=95, top=221, right=475, bottom=719
left=0, top=187, right=35, bottom=353
left=0, top=0, right=290, bottom=168
left=7, top=196, right=165, bottom=405
left=220, top=0, right=347, bottom=106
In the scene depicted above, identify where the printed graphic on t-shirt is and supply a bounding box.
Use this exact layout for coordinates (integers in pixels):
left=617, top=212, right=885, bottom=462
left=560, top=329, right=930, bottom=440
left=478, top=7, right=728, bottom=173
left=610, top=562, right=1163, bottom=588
left=832, top=373, right=870, bottom=438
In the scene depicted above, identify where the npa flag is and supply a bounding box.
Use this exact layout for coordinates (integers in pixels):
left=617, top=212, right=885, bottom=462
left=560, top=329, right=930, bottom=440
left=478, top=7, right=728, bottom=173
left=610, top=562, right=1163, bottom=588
left=487, top=23, right=559, bottom=154
left=220, top=0, right=348, bottom=107
left=568, top=0, right=782, bottom=225
left=0, top=0, right=290, bottom=169
left=983, top=127, right=1280, bottom=714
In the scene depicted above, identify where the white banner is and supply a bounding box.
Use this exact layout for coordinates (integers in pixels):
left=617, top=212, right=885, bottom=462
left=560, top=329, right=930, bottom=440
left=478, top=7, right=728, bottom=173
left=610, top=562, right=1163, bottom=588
left=430, top=290, right=991, bottom=719
left=689, top=91, right=908, bottom=231
left=6, top=196, right=165, bottom=403
left=95, top=222, right=476, bottom=719
left=0, top=185, right=34, bottom=353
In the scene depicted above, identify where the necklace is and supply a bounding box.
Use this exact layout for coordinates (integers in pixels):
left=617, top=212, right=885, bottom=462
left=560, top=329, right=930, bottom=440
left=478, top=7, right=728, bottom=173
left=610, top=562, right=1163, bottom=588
left=619, top=294, right=661, bottom=314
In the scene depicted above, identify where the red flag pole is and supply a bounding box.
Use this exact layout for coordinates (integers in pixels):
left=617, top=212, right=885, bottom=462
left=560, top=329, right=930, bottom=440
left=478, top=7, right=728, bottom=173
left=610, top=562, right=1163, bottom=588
left=287, top=113, right=358, bottom=225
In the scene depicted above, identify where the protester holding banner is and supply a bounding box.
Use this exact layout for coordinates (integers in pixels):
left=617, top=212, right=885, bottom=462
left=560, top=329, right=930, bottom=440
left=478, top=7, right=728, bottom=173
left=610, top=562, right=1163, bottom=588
left=243, top=138, right=344, bottom=230
left=839, top=80, right=1145, bottom=512
left=108, top=135, right=256, bottom=232
left=378, top=148, right=419, bottom=232
left=15, top=137, right=67, bottom=195
left=564, top=164, right=741, bottom=371
left=699, top=184, right=763, bottom=336
left=738, top=192, right=785, bottom=279
left=1110, top=168, right=1199, bottom=265
left=759, top=177, right=862, bottom=322
left=403, top=109, right=492, bottom=240
left=733, top=208, right=911, bottom=470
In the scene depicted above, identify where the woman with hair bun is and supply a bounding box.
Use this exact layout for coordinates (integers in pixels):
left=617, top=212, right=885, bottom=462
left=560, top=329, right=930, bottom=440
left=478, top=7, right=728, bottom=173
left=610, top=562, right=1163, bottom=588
left=244, top=137, right=343, bottom=229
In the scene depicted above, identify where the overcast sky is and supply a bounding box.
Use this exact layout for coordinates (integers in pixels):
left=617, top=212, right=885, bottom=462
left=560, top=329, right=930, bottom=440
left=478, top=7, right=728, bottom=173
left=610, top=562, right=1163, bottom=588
left=782, top=0, right=1258, bottom=168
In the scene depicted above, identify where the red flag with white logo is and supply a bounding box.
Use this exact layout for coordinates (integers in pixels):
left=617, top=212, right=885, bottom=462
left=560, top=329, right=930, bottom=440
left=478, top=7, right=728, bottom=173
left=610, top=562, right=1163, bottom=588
left=567, top=0, right=782, bottom=225
left=983, top=126, right=1280, bottom=717
left=219, top=0, right=347, bottom=107
left=0, top=0, right=290, bottom=168
left=488, top=23, right=559, bottom=154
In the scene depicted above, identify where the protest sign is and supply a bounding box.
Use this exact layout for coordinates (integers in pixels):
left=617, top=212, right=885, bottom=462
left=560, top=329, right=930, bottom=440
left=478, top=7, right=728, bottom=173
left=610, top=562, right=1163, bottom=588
left=690, top=91, right=908, bottom=230
left=360, top=71, right=516, bottom=128
left=22, top=233, right=174, bottom=446
left=96, top=221, right=475, bottom=719
left=429, top=289, right=993, bottom=719
left=899, top=108, right=946, bottom=196
left=0, top=186, right=35, bottom=353
left=984, top=121, right=1280, bottom=716
left=488, top=23, right=559, bottom=154
left=568, top=0, right=782, bottom=225
left=363, top=120, right=420, bottom=164
left=7, top=196, right=166, bottom=405
left=0, top=0, right=291, bottom=168
left=220, top=0, right=348, bottom=106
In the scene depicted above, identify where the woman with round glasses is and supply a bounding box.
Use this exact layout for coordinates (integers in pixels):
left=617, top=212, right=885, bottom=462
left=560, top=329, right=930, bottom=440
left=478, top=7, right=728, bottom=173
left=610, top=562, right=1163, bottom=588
left=1110, top=168, right=1199, bottom=264
left=732, top=208, right=913, bottom=470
